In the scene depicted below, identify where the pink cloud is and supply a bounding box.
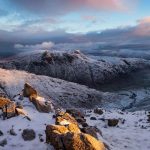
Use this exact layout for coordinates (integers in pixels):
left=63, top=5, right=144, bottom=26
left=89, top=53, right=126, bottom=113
left=11, top=0, right=129, bottom=16
left=134, top=17, right=150, bottom=36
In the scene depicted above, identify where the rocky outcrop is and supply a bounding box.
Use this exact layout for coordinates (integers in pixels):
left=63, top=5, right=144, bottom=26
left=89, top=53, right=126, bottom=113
left=0, top=51, right=149, bottom=88
left=23, top=83, right=53, bottom=113
left=0, top=97, right=11, bottom=109
left=23, top=83, right=37, bottom=98
left=46, top=111, right=105, bottom=150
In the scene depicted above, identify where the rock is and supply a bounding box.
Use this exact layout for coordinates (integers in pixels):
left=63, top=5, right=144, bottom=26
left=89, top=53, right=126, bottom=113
left=46, top=125, right=105, bottom=150
left=0, top=97, right=11, bottom=109
left=15, top=108, right=27, bottom=116
left=22, top=129, right=36, bottom=141
left=56, top=112, right=78, bottom=126
left=82, top=122, right=89, bottom=127
left=23, top=83, right=37, bottom=98
left=10, top=128, right=17, bottom=136
left=66, top=109, right=85, bottom=119
left=147, top=114, right=150, bottom=122
left=90, top=117, right=97, bottom=120
left=2, top=102, right=16, bottom=119
left=0, top=139, right=7, bottom=147
left=62, top=132, right=105, bottom=150
left=16, top=102, right=23, bottom=109
left=94, top=108, right=103, bottom=115
left=0, top=130, right=3, bottom=136
left=81, top=126, right=102, bottom=139
left=108, top=119, right=119, bottom=127
left=76, top=117, right=86, bottom=124
left=30, top=96, right=53, bottom=113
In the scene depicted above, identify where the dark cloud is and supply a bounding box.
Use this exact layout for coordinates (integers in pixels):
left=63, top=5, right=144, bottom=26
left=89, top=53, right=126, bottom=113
left=1, top=15, right=150, bottom=58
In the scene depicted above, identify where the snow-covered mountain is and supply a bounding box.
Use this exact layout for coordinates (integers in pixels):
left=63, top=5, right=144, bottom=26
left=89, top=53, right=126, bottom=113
left=0, top=51, right=150, bottom=150
left=0, top=50, right=149, bottom=88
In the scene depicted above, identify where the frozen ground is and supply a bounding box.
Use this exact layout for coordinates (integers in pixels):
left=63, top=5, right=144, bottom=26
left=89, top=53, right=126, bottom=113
left=86, top=109, right=150, bottom=150
left=1, top=104, right=150, bottom=150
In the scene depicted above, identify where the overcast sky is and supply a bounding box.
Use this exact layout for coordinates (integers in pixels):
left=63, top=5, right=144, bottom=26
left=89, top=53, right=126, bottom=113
left=0, top=0, right=150, bottom=56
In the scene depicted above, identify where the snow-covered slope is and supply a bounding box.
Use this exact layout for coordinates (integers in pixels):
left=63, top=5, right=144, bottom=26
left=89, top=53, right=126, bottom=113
left=85, top=109, right=150, bottom=150
left=0, top=68, right=149, bottom=111
left=0, top=50, right=149, bottom=88
left=0, top=68, right=103, bottom=109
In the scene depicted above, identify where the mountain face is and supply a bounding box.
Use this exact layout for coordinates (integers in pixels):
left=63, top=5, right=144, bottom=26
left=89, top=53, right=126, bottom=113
left=0, top=50, right=149, bottom=89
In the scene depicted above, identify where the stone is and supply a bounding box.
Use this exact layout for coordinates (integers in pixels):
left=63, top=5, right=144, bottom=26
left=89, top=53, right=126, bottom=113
left=82, top=122, right=89, bottom=127
left=22, top=129, right=36, bottom=141
left=76, top=117, right=86, bottom=124
left=90, top=117, right=97, bottom=120
left=23, top=83, right=37, bottom=98
left=30, top=96, right=52, bottom=113
left=62, top=132, right=105, bottom=150
left=56, top=112, right=78, bottom=126
left=2, top=102, right=16, bottom=119
left=81, top=126, right=102, bottom=139
left=10, top=128, right=17, bottom=136
left=94, top=108, right=103, bottom=115
left=0, top=97, right=11, bottom=109
left=0, top=139, right=7, bottom=147
left=46, top=125, right=105, bottom=150
left=0, top=130, right=3, bottom=136
left=66, top=109, right=85, bottom=119
left=108, top=119, right=119, bottom=127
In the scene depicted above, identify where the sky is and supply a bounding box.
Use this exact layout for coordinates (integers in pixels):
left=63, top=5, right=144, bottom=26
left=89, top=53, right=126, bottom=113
left=0, top=0, right=150, bottom=56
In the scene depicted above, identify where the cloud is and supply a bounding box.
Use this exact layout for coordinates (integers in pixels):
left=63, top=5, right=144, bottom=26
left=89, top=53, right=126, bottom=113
left=14, top=41, right=55, bottom=51
left=7, top=0, right=130, bottom=16
left=133, top=17, right=150, bottom=36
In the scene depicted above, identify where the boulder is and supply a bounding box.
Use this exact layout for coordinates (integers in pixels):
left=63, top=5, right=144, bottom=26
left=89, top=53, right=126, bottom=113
left=22, top=129, right=36, bottom=141
left=2, top=102, right=16, bottom=119
left=81, top=126, right=102, bottom=139
left=66, top=109, right=85, bottom=119
left=0, top=97, right=11, bottom=109
left=108, top=119, right=119, bottom=127
left=56, top=112, right=78, bottom=126
left=23, top=83, right=37, bottom=98
left=62, top=132, right=105, bottom=150
left=30, top=96, right=52, bottom=113
left=46, top=125, right=105, bottom=150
